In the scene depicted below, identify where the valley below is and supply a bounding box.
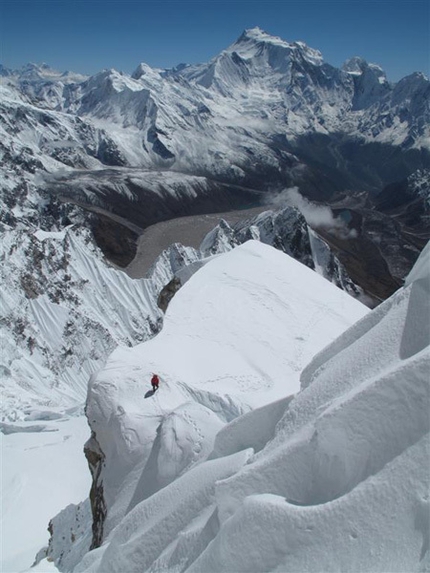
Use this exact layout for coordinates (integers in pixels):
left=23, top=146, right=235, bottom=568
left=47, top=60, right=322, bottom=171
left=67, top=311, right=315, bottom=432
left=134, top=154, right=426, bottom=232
left=125, top=205, right=273, bottom=278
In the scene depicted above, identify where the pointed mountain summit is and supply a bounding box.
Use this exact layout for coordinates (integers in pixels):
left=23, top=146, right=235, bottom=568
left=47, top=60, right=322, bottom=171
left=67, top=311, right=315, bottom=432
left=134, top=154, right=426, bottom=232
left=230, top=27, right=324, bottom=67
left=343, top=56, right=390, bottom=109
left=178, top=27, right=327, bottom=92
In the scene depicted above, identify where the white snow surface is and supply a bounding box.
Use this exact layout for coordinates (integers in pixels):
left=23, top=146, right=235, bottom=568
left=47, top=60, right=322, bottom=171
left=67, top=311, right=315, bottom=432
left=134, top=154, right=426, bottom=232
left=1, top=413, right=91, bottom=573
left=81, top=241, right=368, bottom=560
left=0, top=225, right=162, bottom=421
left=71, top=240, right=429, bottom=573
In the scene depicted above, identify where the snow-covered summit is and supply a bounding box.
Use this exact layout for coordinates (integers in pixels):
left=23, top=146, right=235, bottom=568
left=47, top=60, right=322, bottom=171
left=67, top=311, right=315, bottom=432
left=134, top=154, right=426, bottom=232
left=131, top=62, right=163, bottom=80
left=231, top=27, right=324, bottom=67
left=48, top=239, right=429, bottom=573
left=79, top=240, right=368, bottom=549
left=177, top=26, right=327, bottom=94
left=343, top=56, right=386, bottom=78
left=342, top=56, right=390, bottom=109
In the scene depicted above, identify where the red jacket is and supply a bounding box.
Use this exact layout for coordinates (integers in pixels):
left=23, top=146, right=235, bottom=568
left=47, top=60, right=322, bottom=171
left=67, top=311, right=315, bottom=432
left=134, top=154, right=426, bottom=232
left=151, top=374, right=159, bottom=386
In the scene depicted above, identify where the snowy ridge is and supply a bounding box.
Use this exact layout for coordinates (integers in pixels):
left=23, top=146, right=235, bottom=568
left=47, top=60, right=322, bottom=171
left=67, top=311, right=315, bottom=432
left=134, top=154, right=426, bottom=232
left=0, top=201, right=360, bottom=425
left=73, top=241, right=368, bottom=561
left=47, top=240, right=429, bottom=573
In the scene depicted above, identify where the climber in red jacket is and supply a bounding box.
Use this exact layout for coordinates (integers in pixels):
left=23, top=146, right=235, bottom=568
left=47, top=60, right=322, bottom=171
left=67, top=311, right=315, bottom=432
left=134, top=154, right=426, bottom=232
left=151, top=373, right=160, bottom=392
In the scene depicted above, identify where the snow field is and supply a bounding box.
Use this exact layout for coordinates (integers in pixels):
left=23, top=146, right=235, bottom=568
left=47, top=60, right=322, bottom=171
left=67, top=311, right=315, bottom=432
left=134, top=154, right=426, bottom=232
left=189, top=434, right=429, bottom=573
left=1, top=415, right=91, bottom=573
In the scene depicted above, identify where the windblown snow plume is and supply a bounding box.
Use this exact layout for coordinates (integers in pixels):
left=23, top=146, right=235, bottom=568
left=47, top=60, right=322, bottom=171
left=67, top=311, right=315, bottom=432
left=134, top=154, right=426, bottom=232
left=270, top=187, right=358, bottom=239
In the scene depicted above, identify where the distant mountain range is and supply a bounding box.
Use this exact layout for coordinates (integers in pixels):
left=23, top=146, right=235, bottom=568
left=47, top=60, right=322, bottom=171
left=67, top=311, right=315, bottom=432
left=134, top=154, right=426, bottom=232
left=1, top=28, right=429, bottom=303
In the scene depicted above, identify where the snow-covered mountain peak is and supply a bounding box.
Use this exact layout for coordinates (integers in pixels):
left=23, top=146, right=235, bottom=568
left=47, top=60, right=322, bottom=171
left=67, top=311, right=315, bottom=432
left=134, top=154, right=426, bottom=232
left=5, top=62, right=88, bottom=84
left=132, top=62, right=162, bottom=80
left=0, top=63, right=12, bottom=76
left=234, top=26, right=292, bottom=50
left=110, top=71, right=144, bottom=92
left=392, top=70, right=429, bottom=98
left=343, top=56, right=387, bottom=83
left=229, top=27, right=323, bottom=69
left=178, top=27, right=328, bottom=96
left=344, top=56, right=376, bottom=74
left=18, top=62, right=56, bottom=79
left=341, top=55, right=390, bottom=109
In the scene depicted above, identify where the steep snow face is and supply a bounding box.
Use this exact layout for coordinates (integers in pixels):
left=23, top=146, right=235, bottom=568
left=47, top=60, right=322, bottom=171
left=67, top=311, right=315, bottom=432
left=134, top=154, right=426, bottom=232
left=82, top=241, right=367, bottom=549
left=74, top=241, right=429, bottom=573
left=343, top=56, right=390, bottom=110
left=0, top=225, right=162, bottom=421
left=192, top=242, right=430, bottom=572
left=178, top=27, right=325, bottom=96
left=1, top=63, right=88, bottom=110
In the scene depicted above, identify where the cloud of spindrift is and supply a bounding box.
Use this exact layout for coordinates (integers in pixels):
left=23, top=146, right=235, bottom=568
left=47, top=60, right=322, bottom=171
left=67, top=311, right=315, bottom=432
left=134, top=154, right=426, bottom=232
left=268, top=187, right=357, bottom=239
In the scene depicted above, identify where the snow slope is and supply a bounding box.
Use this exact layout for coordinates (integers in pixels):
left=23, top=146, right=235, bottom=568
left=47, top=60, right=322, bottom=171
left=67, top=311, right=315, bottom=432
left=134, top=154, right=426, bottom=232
left=0, top=225, right=162, bottom=421
left=1, top=413, right=91, bottom=573
left=69, top=240, right=428, bottom=573
left=78, top=240, right=368, bottom=556
left=0, top=205, right=364, bottom=570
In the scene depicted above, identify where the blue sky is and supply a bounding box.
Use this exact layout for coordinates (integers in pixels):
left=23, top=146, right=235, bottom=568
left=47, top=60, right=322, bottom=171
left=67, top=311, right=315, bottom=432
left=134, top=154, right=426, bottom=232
left=0, top=0, right=428, bottom=82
